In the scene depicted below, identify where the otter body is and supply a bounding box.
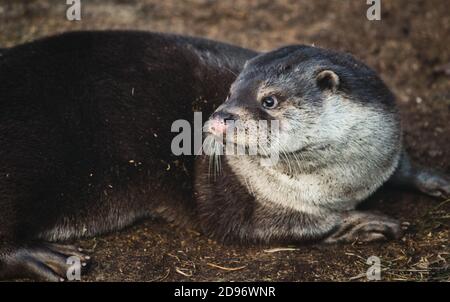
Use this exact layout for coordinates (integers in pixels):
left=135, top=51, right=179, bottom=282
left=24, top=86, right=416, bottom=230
left=0, top=31, right=448, bottom=281
left=0, top=31, right=256, bottom=280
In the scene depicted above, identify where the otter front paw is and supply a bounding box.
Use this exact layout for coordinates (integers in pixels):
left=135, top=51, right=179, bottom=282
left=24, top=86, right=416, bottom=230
left=324, top=212, right=402, bottom=244
left=1, top=243, right=91, bottom=281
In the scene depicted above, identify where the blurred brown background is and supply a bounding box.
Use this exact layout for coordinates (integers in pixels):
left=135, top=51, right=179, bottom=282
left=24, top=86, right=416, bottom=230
left=0, top=0, right=448, bottom=281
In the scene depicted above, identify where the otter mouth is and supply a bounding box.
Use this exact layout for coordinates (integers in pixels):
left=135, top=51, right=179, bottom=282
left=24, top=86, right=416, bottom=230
left=204, top=132, right=278, bottom=159
left=203, top=119, right=243, bottom=146
left=205, top=132, right=243, bottom=149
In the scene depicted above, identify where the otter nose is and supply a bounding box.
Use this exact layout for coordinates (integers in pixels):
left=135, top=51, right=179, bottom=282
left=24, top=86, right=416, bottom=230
left=212, top=111, right=235, bottom=122
left=209, top=111, right=235, bottom=134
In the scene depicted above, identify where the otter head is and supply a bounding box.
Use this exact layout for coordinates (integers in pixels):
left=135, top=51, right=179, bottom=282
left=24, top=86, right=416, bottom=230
left=205, top=45, right=400, bottom=170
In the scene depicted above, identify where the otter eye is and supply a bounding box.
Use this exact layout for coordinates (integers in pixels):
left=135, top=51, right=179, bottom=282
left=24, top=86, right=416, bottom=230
left=261, top=96, right=278, bottom=109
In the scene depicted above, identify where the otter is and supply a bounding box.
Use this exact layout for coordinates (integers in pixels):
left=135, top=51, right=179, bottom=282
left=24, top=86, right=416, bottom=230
left=0, top=31, right=448, bottom=281
left=196, top=45, right=450, bottom=244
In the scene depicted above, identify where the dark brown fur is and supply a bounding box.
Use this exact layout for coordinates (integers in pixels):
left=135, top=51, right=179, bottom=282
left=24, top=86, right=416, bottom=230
left=0, top=31, right=256, bottom=280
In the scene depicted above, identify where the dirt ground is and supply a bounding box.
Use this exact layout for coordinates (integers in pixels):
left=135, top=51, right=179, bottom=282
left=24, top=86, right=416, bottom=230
left=0, top=0, right=449, bottom=281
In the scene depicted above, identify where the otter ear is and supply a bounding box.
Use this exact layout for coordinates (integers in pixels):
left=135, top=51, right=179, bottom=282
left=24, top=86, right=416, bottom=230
left=316, top=70, right=340, bottom=92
